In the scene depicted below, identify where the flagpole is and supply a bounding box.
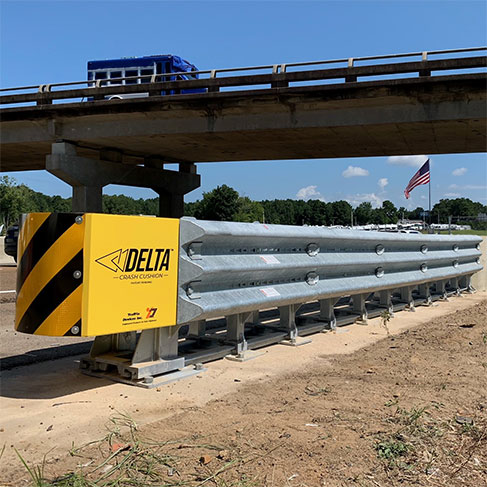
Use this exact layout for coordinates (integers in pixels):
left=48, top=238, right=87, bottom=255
left=428, top=164, right=432, bottom=229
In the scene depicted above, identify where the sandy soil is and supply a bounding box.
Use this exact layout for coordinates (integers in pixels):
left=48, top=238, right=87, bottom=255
left=1, top=292, right=486, bottom=486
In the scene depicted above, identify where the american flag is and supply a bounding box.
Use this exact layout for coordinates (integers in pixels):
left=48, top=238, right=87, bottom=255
left=404, top=159, right=430, bottom=199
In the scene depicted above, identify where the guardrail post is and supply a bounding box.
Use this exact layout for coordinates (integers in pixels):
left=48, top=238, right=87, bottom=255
left=378, top=290, right=395, bottom=314
left=279, top=304, right=311, bottom=346
left=417, top=283, right=432, bottom=305
left=459, top=274, right=474, bottom=293
left=319, top=298, right=338, bottom=330
left=352, top=293, right=368, bottom=322
left=271, top=64, right=289, bottom=88
left=279, top=304, right=299, bottom=342
left=187, top=320, right=206, bottom=339
left=226, top=312, right=251, bottom=356
left=37, top=85, right=53, bottom=106
left=449, top=276, right=461, bottom=296
left=208, top=70, right=219, bottom=92
left=399, top=286, right=416, bottom=311
left=419, top=52, right=431, bottom=77
left=435, top=280, right=448, bottom=300
left=346, top=58, right=357, bottom=82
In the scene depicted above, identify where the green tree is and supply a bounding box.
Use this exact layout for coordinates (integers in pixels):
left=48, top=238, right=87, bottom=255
left=330, top=200, right=353, bottom=226
left=234, top=197, right=264, bottom=223
left=382, top=200, right=398, bottom=224
left=355, top=202, right=373, bottom=225
left=0, top=176, right=26, bottom=229
left=195, top=184, right=240, bottom=221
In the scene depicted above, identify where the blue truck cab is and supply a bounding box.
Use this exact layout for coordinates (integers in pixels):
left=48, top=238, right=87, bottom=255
left=87, top=54, right=204, bottom=98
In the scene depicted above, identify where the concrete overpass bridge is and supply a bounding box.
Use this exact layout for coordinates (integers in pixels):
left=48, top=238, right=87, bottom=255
left=1, top=47, right=486, bottom=215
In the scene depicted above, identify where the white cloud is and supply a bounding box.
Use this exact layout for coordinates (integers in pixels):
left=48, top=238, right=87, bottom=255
left=452, top=167, right=467, bottom=177
left=444, top=192, right=461, bottom=198
left=296, top=185, right=326, bottom=201
left=342, top=166, right=369, bottom=178
left=449, top=184, right=487, bottom=190
left=377, top=178, right=388, bottom=190
left=346, top=193, right=383, bottom=208
left=387, top=155, right=428, bottom=168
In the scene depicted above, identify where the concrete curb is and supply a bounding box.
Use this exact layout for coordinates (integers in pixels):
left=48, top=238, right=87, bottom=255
left=0, top=237, right=16, bottom=266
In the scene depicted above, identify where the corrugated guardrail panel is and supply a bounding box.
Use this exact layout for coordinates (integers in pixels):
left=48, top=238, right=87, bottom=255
left=177, top=218, right=482, bottom=324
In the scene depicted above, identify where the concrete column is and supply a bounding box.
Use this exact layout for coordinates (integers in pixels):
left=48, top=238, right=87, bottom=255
left=72, top=186, right=103, bottom=213
left=158, top=190, right=184, bottom=218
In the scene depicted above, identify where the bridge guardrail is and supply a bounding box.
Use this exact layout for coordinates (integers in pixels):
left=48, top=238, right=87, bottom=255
left=1, top=47, right=486, bottom=107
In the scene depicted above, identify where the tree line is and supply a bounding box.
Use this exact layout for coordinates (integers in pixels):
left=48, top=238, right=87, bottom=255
left=1, top=176, right=486, bottom=230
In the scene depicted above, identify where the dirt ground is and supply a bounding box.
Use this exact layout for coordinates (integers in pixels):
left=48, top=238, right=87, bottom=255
left=1, top=292, right=486, bottom=486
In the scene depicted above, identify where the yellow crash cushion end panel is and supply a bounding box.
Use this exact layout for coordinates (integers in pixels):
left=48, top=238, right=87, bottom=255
left=34, top=285, right=83, bottom=336
left=82, top=214, right=180, bottom=336
left=15, top=219, right=85, bottom=327
left=17, top=213, right=50, bottom=262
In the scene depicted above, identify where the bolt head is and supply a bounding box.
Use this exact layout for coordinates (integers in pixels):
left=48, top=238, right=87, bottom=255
left=73, top=270, right=82, bottom=279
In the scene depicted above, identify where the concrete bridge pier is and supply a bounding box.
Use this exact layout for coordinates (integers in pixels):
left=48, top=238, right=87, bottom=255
left=46, top=142, right=200, bottom=217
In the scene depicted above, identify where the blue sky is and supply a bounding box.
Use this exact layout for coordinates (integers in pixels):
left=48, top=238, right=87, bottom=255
left=1, top=0, right=486, bottom=210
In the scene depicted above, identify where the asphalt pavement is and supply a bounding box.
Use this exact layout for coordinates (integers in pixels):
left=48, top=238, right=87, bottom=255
left=0, top=266, right=92, bottom=370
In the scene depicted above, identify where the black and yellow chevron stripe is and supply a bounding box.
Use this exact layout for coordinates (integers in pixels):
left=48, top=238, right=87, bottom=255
left=15, top=213, right=85, bottom=337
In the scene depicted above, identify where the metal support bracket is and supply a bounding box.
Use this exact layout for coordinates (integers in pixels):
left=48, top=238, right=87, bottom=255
left=279, top=304, right=312, bottom=346
left=378, top=290, right=395, bottom=315
left=399, top=286, right=416, bottom=311
left=417, top=283, right=432, bottom=306
left=187, top=320, right=207, bottom=339
left=225, top=312, right=250, bottom=356
left=352, top=293, right=369, bottom=323
left=435, top=280, right=449, bottom=300
left=318, top=297, right=339, bottom=330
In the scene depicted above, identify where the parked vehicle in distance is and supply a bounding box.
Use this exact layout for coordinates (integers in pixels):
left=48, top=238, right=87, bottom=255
left=4, top=223, right=19, bottom=262
left=87, top=54, right=204, bottom=99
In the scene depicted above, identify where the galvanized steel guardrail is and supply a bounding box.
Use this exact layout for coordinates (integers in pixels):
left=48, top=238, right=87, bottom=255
left=1, top=46, right=486, bottom=107
left=177, top=218, right=482, bottom=324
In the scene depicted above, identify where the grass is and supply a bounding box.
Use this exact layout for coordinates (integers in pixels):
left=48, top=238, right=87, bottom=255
left=375, top=401, right=487, bottom=482
left=436, top=229, right=487, bottom=236
left=13, top=413, right=266, bottom=487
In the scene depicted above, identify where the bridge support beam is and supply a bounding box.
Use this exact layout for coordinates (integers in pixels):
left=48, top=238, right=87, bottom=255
left=46, top=142, right=200, bottom=216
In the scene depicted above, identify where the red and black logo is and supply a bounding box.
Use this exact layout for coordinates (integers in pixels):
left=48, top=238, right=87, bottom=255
left=146, top=307, right=158, bottom=319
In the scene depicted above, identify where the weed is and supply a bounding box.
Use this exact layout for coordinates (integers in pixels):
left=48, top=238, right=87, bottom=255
left=380, top=310, right=392, bottom=335
left=375, top=438, right=408, bottom=461
left=15, top=448, right=48, bottom=487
